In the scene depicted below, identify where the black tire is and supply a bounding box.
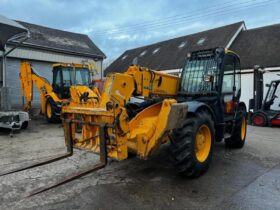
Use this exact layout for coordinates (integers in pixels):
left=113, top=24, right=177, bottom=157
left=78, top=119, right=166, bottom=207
left=252, top=112, right=268, bottom=127
left=21, top=121, right=28, bottom=129
left=45, top=98, right=60, bottom=123
left=169, top=110, right=215, bottom=177
left=225, top=108, right=247, bottom=148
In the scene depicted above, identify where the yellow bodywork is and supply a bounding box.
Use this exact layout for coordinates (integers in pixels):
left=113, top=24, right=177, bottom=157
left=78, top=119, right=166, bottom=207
left=20, top=61, right=100, bottom=117
left=62, top=65, right=188, bottom=161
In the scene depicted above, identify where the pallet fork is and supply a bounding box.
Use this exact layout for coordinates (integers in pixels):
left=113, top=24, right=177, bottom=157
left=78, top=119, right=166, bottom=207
left=0, top=116, right=109, bottom=196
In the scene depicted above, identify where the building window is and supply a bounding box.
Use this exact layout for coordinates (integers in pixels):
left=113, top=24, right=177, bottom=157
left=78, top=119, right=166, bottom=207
left=122, top=55, right=128, bottom=60
left=178, top=41, right=187, bottom=49
left=140, top=50, right=147, bottom=57
left=197, top=37, right=206, bottom=45
left=152, top=47, right=160, bottom=54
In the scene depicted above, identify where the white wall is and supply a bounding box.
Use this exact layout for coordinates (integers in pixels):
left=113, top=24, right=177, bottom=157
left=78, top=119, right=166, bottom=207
left=5, top=45, right=103, bottom=80
left=6, top=58, right=52, bottom=109
left=240, top=73, right=253, bottom=109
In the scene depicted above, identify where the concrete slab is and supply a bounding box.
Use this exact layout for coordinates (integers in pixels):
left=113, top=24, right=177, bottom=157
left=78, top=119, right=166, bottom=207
left=0, top=116, right=279, bottom=209
left=218, top=164, right=280, bottom=210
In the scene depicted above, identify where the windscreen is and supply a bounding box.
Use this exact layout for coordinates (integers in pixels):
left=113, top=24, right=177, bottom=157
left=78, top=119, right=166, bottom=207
left=61, top=67, right=90, bottom=86
left=75, top=68, right=90, bottom=86
left=181, top=56, right=218, bottom=93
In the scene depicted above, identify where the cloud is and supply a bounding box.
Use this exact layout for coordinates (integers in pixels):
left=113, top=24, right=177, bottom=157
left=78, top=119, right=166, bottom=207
left=0, top=0, right=279, bottom=60
left=108, top=34, right=137, bottom=41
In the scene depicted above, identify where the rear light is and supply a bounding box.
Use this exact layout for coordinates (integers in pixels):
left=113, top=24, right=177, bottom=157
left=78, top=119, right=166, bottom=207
left=225, top=101, right=235, bottom=113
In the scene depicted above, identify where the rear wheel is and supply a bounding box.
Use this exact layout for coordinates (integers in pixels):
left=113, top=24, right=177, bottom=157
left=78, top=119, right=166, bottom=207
left=169, top=110, right=215, bottom=177
left=225, top=108, right=247, bottom=148
left=252, top=112, right=268, bottom=127
left=45, top=98, right=60, bottom=123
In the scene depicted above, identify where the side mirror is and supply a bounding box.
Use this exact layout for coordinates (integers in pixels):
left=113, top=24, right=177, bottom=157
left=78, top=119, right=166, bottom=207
left=215, top=47, right=224, bottom=60
left=265, top=83, right=271, bottom=88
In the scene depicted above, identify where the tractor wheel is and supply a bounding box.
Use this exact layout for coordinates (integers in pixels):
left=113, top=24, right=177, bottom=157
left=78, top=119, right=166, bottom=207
left=169, top=110, right=215, bottom=177
left=45, top=98, right=60, bottom=123
left=252, top=112, right=268, bottom=127
left=225, top=108, right=247, bottom=148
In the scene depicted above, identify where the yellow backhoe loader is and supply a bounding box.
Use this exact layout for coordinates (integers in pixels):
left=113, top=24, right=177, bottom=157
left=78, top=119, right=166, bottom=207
left=19, top=61, right=100, bottom=122
left=2, top=48, right=247, bottom=196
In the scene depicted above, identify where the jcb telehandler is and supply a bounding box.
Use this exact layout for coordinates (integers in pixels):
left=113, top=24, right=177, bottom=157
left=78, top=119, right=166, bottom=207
left=20, top=61, right=100, bottom=122
left=2, top=48, right=247, bottom=195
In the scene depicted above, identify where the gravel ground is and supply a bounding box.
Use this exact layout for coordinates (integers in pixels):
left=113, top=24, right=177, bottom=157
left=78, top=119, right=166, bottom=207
left=0, top=116, right=279, bottom=210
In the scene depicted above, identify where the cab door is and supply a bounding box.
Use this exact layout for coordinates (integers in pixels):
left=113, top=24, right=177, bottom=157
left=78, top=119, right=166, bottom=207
left=221, top=54, right=241, bottom=118
left=52, top=67, right=62, bottom=97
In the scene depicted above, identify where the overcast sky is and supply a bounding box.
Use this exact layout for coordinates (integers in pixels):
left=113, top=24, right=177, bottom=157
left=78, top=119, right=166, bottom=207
left=0, top=0, right=279, bottom=62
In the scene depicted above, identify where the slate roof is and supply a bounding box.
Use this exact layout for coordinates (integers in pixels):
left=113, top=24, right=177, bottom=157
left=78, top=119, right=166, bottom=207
left=0, top=15, right=28, bottom=51
left=105, top=22, right=244, bottom=75
left=10, top=21, right=106, bottom=58
left=230, top=23, right=280, bottom=69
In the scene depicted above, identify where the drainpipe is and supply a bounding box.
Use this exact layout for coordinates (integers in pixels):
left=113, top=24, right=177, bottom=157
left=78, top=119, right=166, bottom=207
left=2, top=50, right=6, bottom=87
left=2, top=34, right=29, bottom=87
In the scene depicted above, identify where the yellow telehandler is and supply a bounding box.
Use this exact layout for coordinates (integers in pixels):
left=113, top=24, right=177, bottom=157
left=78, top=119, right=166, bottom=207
left=19, top=61, right=100, bottom=122
left=2, top=48, right=247, bottom=196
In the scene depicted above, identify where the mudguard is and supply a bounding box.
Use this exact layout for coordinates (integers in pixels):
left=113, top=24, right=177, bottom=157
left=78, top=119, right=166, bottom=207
left=186, top=101, right=216, bottom=122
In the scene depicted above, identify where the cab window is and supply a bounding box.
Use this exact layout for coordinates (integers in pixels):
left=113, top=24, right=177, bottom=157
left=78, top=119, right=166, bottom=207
left=222, top=55, right=235, bottom=93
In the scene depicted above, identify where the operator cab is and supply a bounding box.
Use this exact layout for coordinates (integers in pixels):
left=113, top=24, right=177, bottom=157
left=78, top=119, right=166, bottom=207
left=52, top=64, right=91, bottom=99
left=179, top=48, right=242, bottom=114
left=178, top=47, right=245, bottom=141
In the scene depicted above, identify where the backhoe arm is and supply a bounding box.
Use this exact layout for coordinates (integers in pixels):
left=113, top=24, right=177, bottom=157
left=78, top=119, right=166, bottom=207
left=20, top=61, right=53, bottom=112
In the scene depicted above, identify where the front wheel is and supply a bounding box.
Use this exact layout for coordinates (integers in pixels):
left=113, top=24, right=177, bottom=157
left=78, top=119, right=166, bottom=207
left=225, top=109, right=247, bottom=148
left=169, top=110, right=215, bottom=177
left=45, top=98, right=60, bottom=123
